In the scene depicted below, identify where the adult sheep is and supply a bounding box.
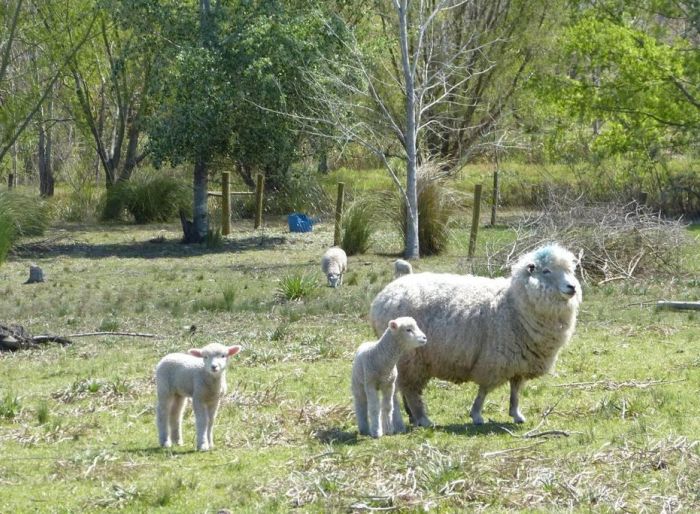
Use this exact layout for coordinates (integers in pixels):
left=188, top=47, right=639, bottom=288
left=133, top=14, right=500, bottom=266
left=369, top=244, right=582, bottom=428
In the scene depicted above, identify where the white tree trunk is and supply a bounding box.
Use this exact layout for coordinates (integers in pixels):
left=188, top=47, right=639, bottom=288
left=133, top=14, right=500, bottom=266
left=397, top=0, right=420, bottom=260
left=193, top=159, right=209, bottom=242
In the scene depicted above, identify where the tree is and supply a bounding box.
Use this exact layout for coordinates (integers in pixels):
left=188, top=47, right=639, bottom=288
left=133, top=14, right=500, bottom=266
left=537, top=0, right=700, bottom=159
left=305, top=1, right=524, bottom=258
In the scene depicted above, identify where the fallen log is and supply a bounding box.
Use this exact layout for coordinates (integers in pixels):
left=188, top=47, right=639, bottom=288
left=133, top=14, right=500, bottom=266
left=656, top=301, right=700, bottom=311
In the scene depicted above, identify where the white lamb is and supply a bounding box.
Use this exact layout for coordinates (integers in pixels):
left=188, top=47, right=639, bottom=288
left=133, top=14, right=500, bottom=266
left=155, top=343, right=242, bottom=451
left=351, top=317, right=427, bottom=438
left=370, top=244, right=582, bottom=429
left=321, top=247, right=347, bottom=288
left=393, top=259, right=413, bottom=278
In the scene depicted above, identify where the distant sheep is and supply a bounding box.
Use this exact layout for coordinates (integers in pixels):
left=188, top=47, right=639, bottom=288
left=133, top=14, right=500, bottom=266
left=393, top=259, right=413, bottom=278
left=370, top=244, right=581, bottom=428
left=321, top=247, right=347, bottom=288
left=156, top=343, right=242, bottom=451
left=352, top=317, right=427, bottom=437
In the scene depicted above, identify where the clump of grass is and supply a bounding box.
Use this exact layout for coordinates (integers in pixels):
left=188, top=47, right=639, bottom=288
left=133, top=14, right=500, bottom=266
left=341, top=198, right=376, bottom=256
left=277, top=273, right=318, bottom=301
left=54, top=185, right=102, bottom=222
left=205, top=228, right=223, bottom=248
left=98, top=316, right=120, bottom=332
left=36, top=402, right=50, bottom=425
left=100, top=171, right=190, bottom=223
left=0, top=190, right=51, bottom=264
left=0, top=393, right=21, bottom=419
left=193, top=285, right=237, bottom=312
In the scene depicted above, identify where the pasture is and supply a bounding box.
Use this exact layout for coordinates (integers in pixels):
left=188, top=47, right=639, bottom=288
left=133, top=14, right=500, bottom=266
left=0, top=216, right=698, bottom=512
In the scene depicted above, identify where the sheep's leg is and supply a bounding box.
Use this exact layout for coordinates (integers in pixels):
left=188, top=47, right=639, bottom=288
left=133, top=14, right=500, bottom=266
left=509, top=377, right=526, bottom=423
left=380, top=383, right=394, bottom=435
left=193, top=401, right=210, bottom=451
left=353, top=387, right=370, bottom=436
left=391, top=390, right=406, bottom=434
left=206, top=400, right=219, bottom=449
left=169, top=395, right=186, bottom=446
left=401, top=387, right=433, bottom=427
left=470, top=385, right=491, bottom=425
left=156, top=395, right=172, bottom=448
left=365, top=386, right=382, bottom=438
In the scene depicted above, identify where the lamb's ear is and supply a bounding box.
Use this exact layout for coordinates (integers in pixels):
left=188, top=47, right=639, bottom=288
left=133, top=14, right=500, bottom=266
left=388, top=319, right=399, bottom=331
left=188, top=348, right=203, bottom=357
left=227, top=345, right=242, bottom=357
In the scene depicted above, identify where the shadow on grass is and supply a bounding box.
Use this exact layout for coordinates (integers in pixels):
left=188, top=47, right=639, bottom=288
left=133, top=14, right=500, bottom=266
left=122, top=445, right=199, bottom=456
left=313, top=427, right=360, bottom=445
left=433, top=421, right=524, bottom=437
left=13, top=235, right=288, bottom=260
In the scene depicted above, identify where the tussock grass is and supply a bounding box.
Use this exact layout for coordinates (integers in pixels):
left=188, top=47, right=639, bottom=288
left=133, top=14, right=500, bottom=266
left=0, top=217, right=698, bottom=512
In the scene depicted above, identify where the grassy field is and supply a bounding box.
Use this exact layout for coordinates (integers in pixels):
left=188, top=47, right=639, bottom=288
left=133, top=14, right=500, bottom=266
left=0, top=213, right=698, bottom=513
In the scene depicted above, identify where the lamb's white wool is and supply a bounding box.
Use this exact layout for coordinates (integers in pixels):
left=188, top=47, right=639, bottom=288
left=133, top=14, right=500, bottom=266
left=369, top=244, right=581, bottom=428
left=393, top=259, right=413, bottom=278
left=321, top=247, right=347, bottom=288
left=351, top=317, right=427, bottom=438
left=156, top=343, right=241, bottom=451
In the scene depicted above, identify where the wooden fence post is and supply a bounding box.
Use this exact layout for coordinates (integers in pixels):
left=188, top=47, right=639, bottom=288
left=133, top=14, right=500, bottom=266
left=468, top=184, right=482, bottom=259
left=334, top=182, right=345, bottom=246
left=221, top=172, right=231, bottom=236
left=490, top=170, right=499, bottom=226
left=254, top=174, right=264, bottom=229
left=8, top=174, right=14, bottom=189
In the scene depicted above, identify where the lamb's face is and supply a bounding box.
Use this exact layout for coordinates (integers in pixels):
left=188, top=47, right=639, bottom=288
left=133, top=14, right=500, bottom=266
left=389, top=317, right=428, bottom=350
left=515, top=245, right=582, bottom=306
left=327, top=272, right=341, bottom=288
left=189, top=343, right=242, bottom=375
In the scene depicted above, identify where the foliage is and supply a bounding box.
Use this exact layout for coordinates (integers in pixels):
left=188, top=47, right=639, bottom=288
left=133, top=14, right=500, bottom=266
left=99, top=172, right=190, bottom=224
left=0, top=393, right=21, bottom=420
left=265, top=167, right=333, bottom=217
left=341, top=197, right=376, bottom=256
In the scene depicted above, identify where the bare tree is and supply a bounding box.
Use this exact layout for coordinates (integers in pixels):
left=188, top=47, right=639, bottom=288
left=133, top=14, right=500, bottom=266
left=303, top=0, right=507, bottom=259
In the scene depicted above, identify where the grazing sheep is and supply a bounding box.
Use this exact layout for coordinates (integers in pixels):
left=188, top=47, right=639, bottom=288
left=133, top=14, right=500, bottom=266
left=352, top=317, right=427, bottom=438
left=156, top=343, right=242, bottom=451
left=369, top=244, right=581, bottom=428
left=393, top=259, right=413, bottom=278
left=321, top=247, right=347, bottom=288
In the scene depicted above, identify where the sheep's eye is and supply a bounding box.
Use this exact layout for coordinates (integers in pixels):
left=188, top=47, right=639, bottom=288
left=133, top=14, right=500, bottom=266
left=406, top=328, right=413, bottom=333
left=542, top=269, right=551, bottom=275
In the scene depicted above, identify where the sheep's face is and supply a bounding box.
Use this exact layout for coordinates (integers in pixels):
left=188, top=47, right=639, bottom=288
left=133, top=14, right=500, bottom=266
left=515, top=245, right=582, bottom=306
left=189, top=343, right=242, bottom=375
left=327, top=272, right=342, bottom=288
left=389, top=317, right=427, bottom=350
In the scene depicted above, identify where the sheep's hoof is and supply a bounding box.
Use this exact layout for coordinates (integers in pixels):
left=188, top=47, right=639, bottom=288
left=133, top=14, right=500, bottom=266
left=161, top=440, right=172, bottom=448
left=197, top=445, right=210, bottom=451
left=414, top=416, right=434, bottom=428
left=470, top=414, right=485, bottom=425
left=512, top=415, right=526, bottom=423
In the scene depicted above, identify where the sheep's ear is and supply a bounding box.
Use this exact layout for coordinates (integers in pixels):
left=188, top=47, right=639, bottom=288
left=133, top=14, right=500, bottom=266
left=388, top=320, right=399, bottom=331
left=188, top=348, right=203, bottom=357
left=227, top=345, right=242, bottom=357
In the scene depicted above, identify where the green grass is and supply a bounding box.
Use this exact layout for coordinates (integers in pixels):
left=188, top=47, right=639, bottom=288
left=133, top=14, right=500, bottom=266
left=0, top=214, right=698, bottom=512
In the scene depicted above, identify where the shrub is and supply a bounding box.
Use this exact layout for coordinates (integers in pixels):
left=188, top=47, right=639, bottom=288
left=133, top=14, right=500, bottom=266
left=265, top=167, right=332, bottom=217
left=54, top=185, right=102, bottom=222
left=100, top=172, right=190, bottom=223
left=341, top=198, right=376, bottom=256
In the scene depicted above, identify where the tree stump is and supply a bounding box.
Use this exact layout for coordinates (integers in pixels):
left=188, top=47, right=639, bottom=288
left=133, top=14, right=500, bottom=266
left=25, top=264, right=45, bottom=283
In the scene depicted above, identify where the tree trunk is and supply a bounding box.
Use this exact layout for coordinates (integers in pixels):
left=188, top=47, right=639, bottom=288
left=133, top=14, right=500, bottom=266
left=184, top=158, right=209, bottom=244
left=119, top=110, right=141, bottom=183
left=397, top=0, right=419, bottom=260
left=38, top=95, right=54, bottom=197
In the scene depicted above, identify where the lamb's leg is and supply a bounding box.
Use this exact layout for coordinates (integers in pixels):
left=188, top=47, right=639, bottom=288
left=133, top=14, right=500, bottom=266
left=169, top=395, right=186, bottom=446
left=156, top=394, right=172, bottom=447
left=397, top=359, right=432, bottom=427
left=470, top=385, right=492, bottom=425
left=509, top=377, right=526, bottom=423
left=193, top=400, right=210, bottom=451
left=206, top=400, right=219, bottom=449
left=353, top=385, right=370, bottom=436
left=380, top=383, right=394, bottom=435
left=365, top=386, right=382, bottom=438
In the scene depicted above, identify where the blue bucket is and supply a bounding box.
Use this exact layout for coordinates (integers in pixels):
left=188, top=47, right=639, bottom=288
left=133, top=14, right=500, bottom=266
left=288, top=213, right=313, bottom=233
